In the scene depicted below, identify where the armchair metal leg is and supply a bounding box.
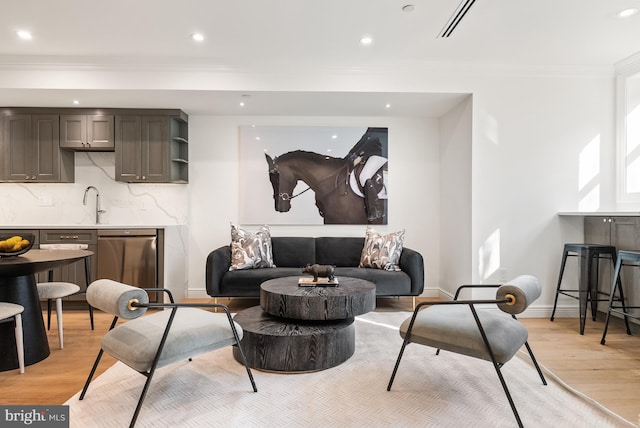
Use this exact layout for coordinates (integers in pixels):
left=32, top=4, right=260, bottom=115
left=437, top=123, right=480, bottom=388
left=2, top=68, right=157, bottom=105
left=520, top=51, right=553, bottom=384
left=234, top=343, right=258, bottom=392
left=224, top=309, right=257, bottom=392
left=387, top=338, right=410, bottom=391
left=79, top=348, right=105, bottom=400
left=468, top=307, right=524, bottom=427
left=81, top=317, right=117, bottom=400
left=130, top=369, right=158, bottom=428
left=490, top=361, right=523, bottom=428
left=523, top=341, right=547, bottom=385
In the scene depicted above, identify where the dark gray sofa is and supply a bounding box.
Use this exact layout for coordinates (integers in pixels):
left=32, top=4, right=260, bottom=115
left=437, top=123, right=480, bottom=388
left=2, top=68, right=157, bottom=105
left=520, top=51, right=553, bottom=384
left=205, top=236, right=424, bottom=298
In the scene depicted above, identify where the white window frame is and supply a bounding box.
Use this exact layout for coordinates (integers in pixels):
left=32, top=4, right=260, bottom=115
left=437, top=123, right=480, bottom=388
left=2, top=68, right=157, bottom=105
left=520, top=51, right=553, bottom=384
left=616, top=53, right=640, bottom=204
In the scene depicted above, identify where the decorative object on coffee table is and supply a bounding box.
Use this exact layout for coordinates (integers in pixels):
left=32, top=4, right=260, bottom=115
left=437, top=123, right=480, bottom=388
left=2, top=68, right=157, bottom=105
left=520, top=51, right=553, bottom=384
left=233, top=276, right=376, bottom=372
left=301, top=263, right=336, bottom=284
left=298, top=277, right=339, bottom=287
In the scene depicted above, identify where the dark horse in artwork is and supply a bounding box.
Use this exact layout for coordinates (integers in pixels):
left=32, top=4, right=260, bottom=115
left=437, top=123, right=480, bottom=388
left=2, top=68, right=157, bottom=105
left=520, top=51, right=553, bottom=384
left=265, top=127, right=387, bottom=224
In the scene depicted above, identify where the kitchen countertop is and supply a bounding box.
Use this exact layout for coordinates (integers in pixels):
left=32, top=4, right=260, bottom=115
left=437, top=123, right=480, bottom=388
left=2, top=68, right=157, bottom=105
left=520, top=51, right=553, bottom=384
left=0, top=225, right=182, bottom=229
left=558, top=212, right=640, bottom=216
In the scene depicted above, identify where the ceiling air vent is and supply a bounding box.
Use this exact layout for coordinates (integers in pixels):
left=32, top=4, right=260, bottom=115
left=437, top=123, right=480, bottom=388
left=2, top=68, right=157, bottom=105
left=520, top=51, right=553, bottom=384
left=438, top=0, right=477, bottom=38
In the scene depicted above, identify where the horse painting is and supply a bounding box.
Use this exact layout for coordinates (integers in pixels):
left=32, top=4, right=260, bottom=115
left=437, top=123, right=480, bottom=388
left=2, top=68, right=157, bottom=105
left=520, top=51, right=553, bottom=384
left=264, top=128, right=388, bottom=224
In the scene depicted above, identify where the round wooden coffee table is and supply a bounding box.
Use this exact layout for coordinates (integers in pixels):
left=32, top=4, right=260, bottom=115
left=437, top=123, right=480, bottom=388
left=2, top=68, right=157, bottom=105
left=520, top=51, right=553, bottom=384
left=233, top=276, right=375, bottom=372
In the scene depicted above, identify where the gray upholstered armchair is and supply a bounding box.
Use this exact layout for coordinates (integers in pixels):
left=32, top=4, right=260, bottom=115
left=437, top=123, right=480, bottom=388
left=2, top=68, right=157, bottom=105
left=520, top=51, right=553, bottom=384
left=387, top=275, right=547, bottom=428
left=79, top=279, right=257, bottom=428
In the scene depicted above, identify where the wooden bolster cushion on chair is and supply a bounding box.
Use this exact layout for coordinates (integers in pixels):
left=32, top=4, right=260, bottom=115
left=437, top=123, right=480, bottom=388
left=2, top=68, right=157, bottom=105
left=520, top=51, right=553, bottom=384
left=496, top=275, right=541, bottom=315
left=86, top=279, right=149, bottom=319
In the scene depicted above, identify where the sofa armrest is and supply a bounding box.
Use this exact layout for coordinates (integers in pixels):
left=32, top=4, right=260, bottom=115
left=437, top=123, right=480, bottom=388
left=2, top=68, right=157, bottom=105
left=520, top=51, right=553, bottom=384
left=206, top=245, right=232, bottom=296
left=399, top=247, right=424, bottom=296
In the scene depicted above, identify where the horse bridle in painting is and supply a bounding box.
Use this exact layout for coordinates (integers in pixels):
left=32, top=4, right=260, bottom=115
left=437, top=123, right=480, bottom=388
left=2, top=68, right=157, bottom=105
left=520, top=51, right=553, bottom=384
left=269, top=161, right=348, bottom=203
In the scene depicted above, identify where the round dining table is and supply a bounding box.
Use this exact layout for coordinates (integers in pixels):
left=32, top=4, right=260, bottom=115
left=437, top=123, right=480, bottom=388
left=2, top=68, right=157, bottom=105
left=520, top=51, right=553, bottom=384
left=0, top=249, right=93, bottom=371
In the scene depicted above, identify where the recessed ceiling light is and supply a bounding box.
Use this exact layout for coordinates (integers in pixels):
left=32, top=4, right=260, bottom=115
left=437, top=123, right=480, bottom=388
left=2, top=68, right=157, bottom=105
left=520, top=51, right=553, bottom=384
left=360, top=36, right=373, bottom=46
left=618, top=8, right=638, bottom=18
left=191, top=33, right=205, bottom=42
left=385, top=103, right=391, bottom=109
left=16, top=30, right=32, bottom=40
left=239, top=101, right=245, bottom=107
left=73, top=100, right=80, bottom=105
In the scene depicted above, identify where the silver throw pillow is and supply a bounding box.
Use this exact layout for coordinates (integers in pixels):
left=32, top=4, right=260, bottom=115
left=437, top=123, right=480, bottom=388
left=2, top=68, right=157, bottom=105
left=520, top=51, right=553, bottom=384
left=229, top=224, right=276, bottom=271
left=359, top=226, right=405, bottom=271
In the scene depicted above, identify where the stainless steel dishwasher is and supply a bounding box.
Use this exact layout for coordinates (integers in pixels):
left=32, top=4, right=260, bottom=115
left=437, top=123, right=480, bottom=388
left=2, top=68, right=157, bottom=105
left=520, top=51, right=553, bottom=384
left=97, top=229, right=158, bottom=294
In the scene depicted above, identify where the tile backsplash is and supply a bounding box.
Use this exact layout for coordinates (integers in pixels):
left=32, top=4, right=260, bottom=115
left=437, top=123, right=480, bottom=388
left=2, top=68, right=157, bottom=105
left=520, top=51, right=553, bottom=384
left=0, top=152, right=188, bottom=226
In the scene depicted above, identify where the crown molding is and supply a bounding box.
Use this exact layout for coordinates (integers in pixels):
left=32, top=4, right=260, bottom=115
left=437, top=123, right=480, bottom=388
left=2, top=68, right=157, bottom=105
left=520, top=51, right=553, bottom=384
left=0, top=55, right=615, bottom=79
left=615, top=51, right=640, bottom=76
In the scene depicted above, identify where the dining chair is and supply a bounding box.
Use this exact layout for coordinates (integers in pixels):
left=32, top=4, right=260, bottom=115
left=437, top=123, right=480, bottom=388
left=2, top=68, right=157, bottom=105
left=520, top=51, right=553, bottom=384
left=37, top=251, right=94, bottom=349
left=0, top=302, right=25, bottom=374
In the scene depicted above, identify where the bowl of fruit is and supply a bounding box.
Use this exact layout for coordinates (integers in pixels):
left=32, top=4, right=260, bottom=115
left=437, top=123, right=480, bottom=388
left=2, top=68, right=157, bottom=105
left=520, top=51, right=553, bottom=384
left=0, top=234, right=35, bottom=257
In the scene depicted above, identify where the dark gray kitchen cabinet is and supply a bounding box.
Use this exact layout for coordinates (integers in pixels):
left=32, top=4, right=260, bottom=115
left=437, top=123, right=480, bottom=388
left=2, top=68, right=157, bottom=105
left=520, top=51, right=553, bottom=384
left=0, top=113, right=74, bottom=182
left=584, top=216, right=640, bottom=311
left=60, top=114, right=114, bottom=151
left=115, top=112, right=188, bottom=183
left=584, top=216, right=640, bottom=252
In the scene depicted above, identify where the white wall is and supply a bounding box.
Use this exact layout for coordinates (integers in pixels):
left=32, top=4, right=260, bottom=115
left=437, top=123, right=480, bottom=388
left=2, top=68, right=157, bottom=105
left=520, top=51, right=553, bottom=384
left=187, top=115, right=442, bottom=298
left=467, top=72, right=616, bottom=313
left=0, top=62, right=626, bottom=316
left=439, top=96, right=473, bottom=297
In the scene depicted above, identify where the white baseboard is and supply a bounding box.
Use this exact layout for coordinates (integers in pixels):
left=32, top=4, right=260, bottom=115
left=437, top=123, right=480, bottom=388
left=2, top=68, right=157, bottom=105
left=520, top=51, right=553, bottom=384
left=186, top=288, right=211, bottom=299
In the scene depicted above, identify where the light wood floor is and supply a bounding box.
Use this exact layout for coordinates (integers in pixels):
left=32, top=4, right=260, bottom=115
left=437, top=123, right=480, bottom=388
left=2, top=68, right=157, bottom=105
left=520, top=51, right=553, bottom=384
left=1, top=297, right=639, bottom=424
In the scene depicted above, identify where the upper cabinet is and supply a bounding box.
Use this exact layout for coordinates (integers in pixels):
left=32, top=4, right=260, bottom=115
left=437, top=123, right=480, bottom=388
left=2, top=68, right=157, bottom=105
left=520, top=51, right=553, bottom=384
left=60, top=114, right=115, bottom=151
left=0, top=108, right=188, bottom=184
left=1, top=113, right=74, bottom=182
left=115, top=111, right=188, bottom=183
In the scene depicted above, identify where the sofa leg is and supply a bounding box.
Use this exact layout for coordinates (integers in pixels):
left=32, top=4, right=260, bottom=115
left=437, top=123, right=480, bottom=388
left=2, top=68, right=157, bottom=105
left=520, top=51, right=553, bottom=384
left=412, top=296, right=416, bottom=310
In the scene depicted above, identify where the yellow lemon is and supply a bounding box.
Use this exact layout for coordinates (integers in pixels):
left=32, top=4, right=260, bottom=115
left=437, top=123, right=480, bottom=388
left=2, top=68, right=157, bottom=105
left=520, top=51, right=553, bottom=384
left=7, top=236, right=21, bottom=245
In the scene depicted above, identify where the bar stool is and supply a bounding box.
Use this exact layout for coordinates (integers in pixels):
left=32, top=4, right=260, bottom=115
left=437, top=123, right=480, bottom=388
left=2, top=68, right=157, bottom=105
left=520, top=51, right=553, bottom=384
left=600, top=250, right=638, bottom=345
left=550, top=244, right=630, bottom=335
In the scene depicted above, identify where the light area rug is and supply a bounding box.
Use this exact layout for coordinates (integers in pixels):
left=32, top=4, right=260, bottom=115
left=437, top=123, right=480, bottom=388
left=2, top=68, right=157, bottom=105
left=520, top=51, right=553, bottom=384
left=66, top=311, right=635, bottom=428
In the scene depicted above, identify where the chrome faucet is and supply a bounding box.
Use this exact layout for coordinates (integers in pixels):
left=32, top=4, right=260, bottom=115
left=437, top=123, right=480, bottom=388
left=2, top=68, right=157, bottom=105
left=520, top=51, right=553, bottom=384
left=83, top=186, right=106, bottom=224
